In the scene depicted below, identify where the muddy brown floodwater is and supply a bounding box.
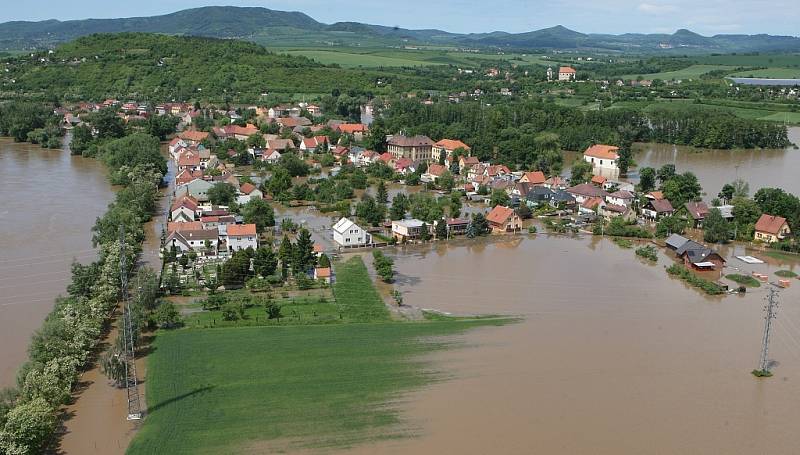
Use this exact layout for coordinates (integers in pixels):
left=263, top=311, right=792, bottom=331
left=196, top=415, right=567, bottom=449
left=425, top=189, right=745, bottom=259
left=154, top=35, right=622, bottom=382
left=347, top=236, right=800, bottom=455
left=0, top=136, right=114, bottom=388
left=631, top=126, right=800, bottom=195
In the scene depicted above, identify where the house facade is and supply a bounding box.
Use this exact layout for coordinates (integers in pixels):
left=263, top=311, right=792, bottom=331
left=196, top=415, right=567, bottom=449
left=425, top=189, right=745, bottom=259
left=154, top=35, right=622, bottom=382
left=754, top=214, right=791, bottom=243
left=486, top=205, right=522, bottom=233
left=333, top=218, right=371, bottom=247
left=388, top=135, right=434, bottom=163
left=583, top=144, right=620, bottom=178
left=432, top=139, right=470, bottom=163
left=226, top=224, right=258, bottom=252
left=391, top=219, right=429, bottom=242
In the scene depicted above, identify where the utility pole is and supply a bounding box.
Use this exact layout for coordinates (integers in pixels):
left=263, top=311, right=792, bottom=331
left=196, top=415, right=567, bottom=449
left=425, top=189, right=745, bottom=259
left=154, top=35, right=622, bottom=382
left=755, top=287, right=779, bottom=377
left=119, top=226, right=143, bottom=420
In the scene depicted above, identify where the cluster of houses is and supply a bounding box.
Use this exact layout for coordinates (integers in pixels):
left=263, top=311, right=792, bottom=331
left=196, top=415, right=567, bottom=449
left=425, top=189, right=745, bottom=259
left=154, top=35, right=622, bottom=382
left=166, top=194, right=258, bottom=257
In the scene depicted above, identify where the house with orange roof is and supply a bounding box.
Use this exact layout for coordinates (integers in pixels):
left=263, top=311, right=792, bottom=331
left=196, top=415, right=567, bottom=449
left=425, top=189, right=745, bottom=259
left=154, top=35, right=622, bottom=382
left=237, top=182, right=263, bottom=205
left=178, top=130, right=209, bottom=144
left=558, top=66, right=576, bottom=81
left=177, top=149, right=201, bottom=172
left=583, top=144, right=620, bottom=176
left=422, top=163, right=448, bottom=183
left=167, top=221, right=203, bottom=233
left=226, top=224, right=258, bottom=252
left=170, top=195, right=200, bottom=222
left=519, top=171, right=546, bottom=185
left=486, top=205, right=522, bottom=233
left=300, top=136, right=330, bottom=154
left=175, top=169, right=194, bottom=186
left=314, top=267, right=332, bottom=284
left=458, top=156, right=480, bottom=172
left=754, top=214, right=791, bottom=243
left=432, top=139, right=471, bottom=163
left=337, top=123, right=368, bottom=141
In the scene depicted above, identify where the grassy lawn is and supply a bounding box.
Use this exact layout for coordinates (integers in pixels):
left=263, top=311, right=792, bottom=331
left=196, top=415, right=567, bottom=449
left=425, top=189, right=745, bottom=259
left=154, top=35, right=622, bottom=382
left=621, top=64, right=736, bottom=81
left=280, top=49, right=448, bottom=68
left=695, top=54, right=800, bottom=67
left=757, top=111, right=800, bottom=124
left=726, top=273, right=761, bottom=287
left=776, top=270, right=798, bottom=278
left=332, top=256, right=392, bottom=322
left=127, top=319, right=507, bottom=454
left=764, top=250, right=800, bottom=262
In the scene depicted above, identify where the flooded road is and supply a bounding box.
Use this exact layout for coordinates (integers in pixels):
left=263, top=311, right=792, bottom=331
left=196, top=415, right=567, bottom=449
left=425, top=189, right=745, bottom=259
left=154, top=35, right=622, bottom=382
left=0, top=137, right=114, bottom=387
left=350, top=236, right=800, bottom=454
left=631, top=126, right=800, bottom=195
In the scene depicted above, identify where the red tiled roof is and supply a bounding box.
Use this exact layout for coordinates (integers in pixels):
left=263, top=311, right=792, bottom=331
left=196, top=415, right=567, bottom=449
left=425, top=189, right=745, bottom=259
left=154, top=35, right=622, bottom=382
left=522, top=171, right=546, bottom=184
left=240, top=182, right=257, bottom=195
left=486, top=205, right=514, bottom=225
left=315, top=267, right=331, bottom=278
left=337, top=123, right=367, bottom=134
left=227, top=224, right=257, bottom=236
left=584, top=144, right=619, bottom=160
left=591, top=175, right=607, bottom=185
left=167, top=221, right=202, bottom=233
left=649, top=198, right=674, bottom=213
left=426, top=163, right=447, bottom=177
left=755, top=214, right=788, bottom=235
left=434, top=139, right=470, bottom=151
left=178, top=130, right=209, bottom=142
left=559, top=66, right=576, bottom=73
left=648, top=191, right=664, bottom=200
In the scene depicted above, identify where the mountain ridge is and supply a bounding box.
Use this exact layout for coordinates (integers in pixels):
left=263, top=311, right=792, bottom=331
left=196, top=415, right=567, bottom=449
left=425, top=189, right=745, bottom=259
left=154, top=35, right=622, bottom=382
left=1, top=6, right=798, bottom=53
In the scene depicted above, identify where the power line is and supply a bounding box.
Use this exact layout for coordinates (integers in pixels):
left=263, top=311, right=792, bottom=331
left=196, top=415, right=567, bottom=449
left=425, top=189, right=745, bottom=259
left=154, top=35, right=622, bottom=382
left=756, top=287, right=779, bottom=376
left=120, top=226, right=143, bottom=421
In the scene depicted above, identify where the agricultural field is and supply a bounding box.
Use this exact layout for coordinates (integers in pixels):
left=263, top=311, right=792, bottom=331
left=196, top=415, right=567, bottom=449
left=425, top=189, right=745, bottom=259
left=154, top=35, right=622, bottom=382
left=277, top=49, right=449, bottom=67
left=620, top=64, right=736, bottom=81
left=694, top=54, right=800, bottom=68
left=127, top=256, right=510, bottom=454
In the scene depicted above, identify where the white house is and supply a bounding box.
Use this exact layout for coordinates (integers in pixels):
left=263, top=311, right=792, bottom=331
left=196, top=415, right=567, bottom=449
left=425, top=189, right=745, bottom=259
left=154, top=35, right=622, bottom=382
left=391, top=219, right=429, bottom=242
left=332, top=218, right=371, bottom=247
left=165, top=229, right=219, bottom=256
left=226, top=224, right=258, bottom=252
left=558, top=66, right=576, bottom=81
left=583, top=144, right=620, bottom=178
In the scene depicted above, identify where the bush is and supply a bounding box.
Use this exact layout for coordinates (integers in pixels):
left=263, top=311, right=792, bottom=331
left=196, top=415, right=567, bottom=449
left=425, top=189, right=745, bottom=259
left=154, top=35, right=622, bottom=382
left=635, top=245, right=658, bottom=261
left=726, top=274, right=761, bottom=287
left=613, top=238, right=634, bottom=249
left=775, top=270, right=797, bottom=278
left=527, top=225, right=538, bottom=234
left=666, top=264, right=725, bottom=295
left=0, top=398, right=56, bottom=454
left=372, top=250, right=395, bottom=283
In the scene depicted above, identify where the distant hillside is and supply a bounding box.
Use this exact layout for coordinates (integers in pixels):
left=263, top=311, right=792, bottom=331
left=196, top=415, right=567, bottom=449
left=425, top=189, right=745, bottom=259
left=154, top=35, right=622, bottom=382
left=1, top=6, right=799, bottom=53
left=0, top=33, right=427, bottom=101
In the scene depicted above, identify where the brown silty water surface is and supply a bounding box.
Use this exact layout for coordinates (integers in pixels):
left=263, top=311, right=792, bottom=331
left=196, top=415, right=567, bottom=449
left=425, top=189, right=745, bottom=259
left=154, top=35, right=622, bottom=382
left=0, top=136, right=114, bottom=387
left=345, top=236, right=800, bottom=455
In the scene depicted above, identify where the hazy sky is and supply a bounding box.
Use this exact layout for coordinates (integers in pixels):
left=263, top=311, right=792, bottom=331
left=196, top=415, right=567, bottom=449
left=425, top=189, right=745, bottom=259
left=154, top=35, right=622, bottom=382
left=1, top=0, right=797, bottom=36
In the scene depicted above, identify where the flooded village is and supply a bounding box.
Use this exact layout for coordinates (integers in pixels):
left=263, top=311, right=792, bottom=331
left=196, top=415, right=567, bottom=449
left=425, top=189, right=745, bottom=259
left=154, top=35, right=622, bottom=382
left=2, top=99, right=800, bottom=454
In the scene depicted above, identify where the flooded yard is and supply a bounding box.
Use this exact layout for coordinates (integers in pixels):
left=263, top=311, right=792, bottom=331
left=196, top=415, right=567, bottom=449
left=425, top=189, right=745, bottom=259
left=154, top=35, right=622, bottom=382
left=348, top=235, right=800, bottom=454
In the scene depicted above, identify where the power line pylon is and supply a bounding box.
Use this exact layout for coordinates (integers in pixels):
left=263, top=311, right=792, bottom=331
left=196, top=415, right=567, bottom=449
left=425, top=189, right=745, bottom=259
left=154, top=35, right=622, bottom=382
left=754, top=287, right=779, bottom=378
left=120, top=226, right=143, bottom=420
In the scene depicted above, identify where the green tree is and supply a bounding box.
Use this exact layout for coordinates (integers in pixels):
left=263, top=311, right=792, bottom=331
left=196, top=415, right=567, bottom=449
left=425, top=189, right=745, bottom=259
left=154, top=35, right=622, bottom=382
left=0, top=397, right=56, bottom=454
left=318, top=253, right=331, bottom=268
left=490, top=189, right=510, bottom=208
left=703, top=208, right=732, bottom=244
left=657, top=164, right=676, bottom=186
left=241, top=198, right=275, bottom=233
left=655, top=215, right=687, bottom=238
left=376, top=180, right=389, bottom=204
left=570, top=160, right=593, bottom=186
left=372, top=250, right=394, bottom=282
left=390, top=193, right=409, bottom=220
left=154, top=302, right=181, bottom=328
left=208, top=182, right=237, bottom=206
left=268, top=167, right=293, bottom=197
left=278, top=235, right=293, bottom=279
left=435, top=219, right=447, bottom=239
left=253, top=246, right=278, bottom=277
left=292, top=228, right=315, bottom=274
left=438, top=170, right=455, bottom=193
left=467, top=213, right=490, bottom=237
left=638, top=167, right=656, bottom=193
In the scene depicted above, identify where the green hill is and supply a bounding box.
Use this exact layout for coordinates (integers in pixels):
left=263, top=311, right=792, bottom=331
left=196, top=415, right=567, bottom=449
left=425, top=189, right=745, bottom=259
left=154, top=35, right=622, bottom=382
left=1, top=33, right=428, bottom=101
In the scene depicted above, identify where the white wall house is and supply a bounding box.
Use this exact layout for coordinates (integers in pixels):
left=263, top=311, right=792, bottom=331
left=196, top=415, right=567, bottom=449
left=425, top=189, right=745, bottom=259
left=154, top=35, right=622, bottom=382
left=226, top=224, right=258, bottom=252
left=333, top=218, right=371, bottom=247
left=583, top=144, right=620, bottom=178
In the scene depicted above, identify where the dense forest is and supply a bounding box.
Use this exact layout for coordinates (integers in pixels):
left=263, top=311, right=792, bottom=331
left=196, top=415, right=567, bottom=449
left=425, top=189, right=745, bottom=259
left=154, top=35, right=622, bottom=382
left=0, top=34, right=448, bottom=102
left=376, top=98, right=791, bottom=169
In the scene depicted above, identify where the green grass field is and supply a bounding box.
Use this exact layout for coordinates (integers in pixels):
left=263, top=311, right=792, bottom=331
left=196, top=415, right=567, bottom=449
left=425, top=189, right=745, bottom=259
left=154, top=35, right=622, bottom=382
left=279, top=49, right=448, bottom=67
left=621, top=64, right=736, bottom=81
left=128, top=256, right=513, bottom=453
left=127, top=320, right=508, bottom=454
left=694, top=54, right=800, bottom=68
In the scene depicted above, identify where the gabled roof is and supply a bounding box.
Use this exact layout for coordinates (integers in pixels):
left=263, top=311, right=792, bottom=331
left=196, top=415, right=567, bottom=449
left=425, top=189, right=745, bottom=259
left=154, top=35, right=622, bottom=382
left=171, top=195, right=198, bottom=212
left=649, top=198, right=674, bottom=213
left=337, top=123, right=367, bottom=134
left=333, top=217, right=358, bottom=234
left=434, top=139, right=470, bottom=151
left=227, top=224, right=257, bottom=236
left=559, top=66, right=576, bottom=73
left=665, top=234, right=689, bottom=250
left=755, top=214, right=788, bottom=235
left=675, top=240, right=705, bottom=256
left=486, top=205, right=515, bottom=225
left=685, top=201, right=710, bottom=220
left=426, top=163, right=447, bottom=177
left=178, top=130, right=209, bottom=142
left=521, top=171, right=546, bottom=184
left=584, top=144, right=619, bottom=160
left=167, top=221, right=202, bottom=233
left=567, top=183, right=608, bottom=198
left=582, top=197, right=604, bottom=210
left=591, top=175, right=607, bottom=185
left=240, top=182, right=257, bottom=195
left=609, top=190, right=635, bottom=200
left=460, top=156, right=480, bottom=166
